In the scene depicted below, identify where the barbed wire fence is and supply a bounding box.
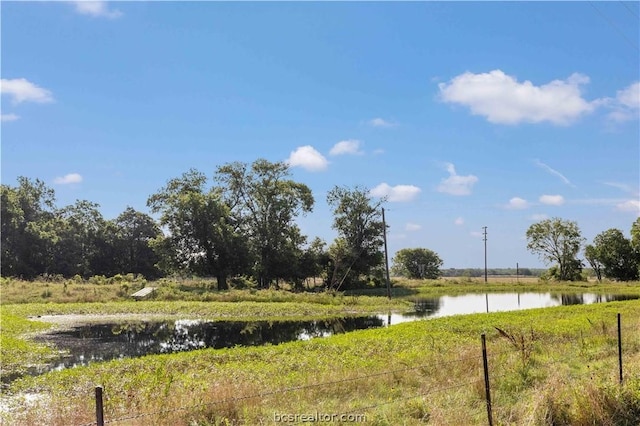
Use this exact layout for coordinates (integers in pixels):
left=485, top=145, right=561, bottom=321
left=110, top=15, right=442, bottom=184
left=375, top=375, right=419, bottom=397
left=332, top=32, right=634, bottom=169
left=51, top=312, right=638, bottom=425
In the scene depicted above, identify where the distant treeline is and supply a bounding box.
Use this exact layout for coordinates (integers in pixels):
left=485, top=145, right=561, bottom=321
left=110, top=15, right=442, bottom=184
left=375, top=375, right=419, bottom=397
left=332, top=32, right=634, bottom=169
left=440, top=268, right=545, bottom=277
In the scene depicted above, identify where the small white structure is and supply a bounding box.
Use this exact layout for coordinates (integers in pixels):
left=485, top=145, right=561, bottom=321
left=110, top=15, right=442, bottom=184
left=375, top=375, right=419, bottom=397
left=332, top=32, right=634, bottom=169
left=131, top=287, right=156, bottom=299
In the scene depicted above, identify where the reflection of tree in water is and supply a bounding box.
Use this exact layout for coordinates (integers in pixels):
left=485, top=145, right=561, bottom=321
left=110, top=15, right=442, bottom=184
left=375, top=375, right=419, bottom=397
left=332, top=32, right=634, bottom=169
left=405, top=298, right=442, bottom=318
left=605, top=294, right=639, bottom=302
left=40, top=316, right=387, bottom=370
left=550, top=294, right=585, bottom=305
left=550, top=293, right=639, bottom=305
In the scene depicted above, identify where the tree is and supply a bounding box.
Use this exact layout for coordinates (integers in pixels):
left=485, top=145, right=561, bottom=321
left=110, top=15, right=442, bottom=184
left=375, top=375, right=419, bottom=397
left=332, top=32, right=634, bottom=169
left=148, top=169, right=249, bottom=290
left=584, top=244, right=603, bottom=282
left=215, top=159, right=313, bottom=287
left=55, top=200, right=109, bottom=277
left=1, top=177, right=58, bottom=278
left=326, top=186, right=385, bottom=289
left=113, top=207, right=161, bottom=278
left=526, top=218, right=584, bottom=281
left=392, top=248, right=443, bottom=279
left=631, top=218, right=640, bottom=252
left=590, top=228, right=638, bottom=281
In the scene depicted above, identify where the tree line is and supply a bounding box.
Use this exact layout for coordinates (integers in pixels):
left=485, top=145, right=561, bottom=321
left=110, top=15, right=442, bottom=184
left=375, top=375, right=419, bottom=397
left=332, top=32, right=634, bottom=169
left=3, top=161, right=638, bottom=287
left=1, top=159, right=389, bottom=290
left=526, top=217, right=640, bottom=281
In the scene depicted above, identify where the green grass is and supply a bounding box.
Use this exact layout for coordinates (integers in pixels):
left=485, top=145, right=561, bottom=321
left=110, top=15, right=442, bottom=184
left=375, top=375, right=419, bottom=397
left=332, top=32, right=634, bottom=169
left=2, top=278, right=639, bottom=424
left=2, top=300, right=639, bottom=425
left=0, top=312, right=56, bottom=377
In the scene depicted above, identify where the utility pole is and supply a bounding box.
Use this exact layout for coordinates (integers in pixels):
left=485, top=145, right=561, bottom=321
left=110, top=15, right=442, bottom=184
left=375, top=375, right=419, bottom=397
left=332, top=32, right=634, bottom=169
left=382, top=208, right=391, bottom=299
left=483, top=226, right=488, bottom=283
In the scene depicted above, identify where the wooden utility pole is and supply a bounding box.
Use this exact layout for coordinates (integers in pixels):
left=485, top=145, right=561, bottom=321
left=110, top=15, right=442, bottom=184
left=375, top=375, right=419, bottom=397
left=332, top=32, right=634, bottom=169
left=483, top=226, right=488, bottom=283
left=382, top=208, right=391, bottom=299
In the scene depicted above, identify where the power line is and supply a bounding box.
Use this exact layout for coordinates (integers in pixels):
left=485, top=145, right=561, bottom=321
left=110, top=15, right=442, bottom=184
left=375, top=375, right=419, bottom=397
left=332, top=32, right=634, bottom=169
left=589, top=1, right=640, bottom=53
left=619, top=0, right=640, bottom=19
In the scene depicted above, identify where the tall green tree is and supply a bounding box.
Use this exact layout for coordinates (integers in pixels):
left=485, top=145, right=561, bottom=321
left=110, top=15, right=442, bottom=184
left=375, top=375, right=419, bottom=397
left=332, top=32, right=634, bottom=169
left=392, top=248, right=443, bottom=279
left=326, top=186, right=385, bottom=289
left=1, top=177, right=58, bottom=278
left=215, top=159, right=314, bottom=287
left=526, top=217, right=584, bottom=281
left=113, top=207, right=161, bottom=278
left=148, top=169, right=248, bottom=290
left=584, top=244, right=603, bottom=282
left=590, top=228, right=638, bottom=281
left=55, top=200, right=109, bottom=277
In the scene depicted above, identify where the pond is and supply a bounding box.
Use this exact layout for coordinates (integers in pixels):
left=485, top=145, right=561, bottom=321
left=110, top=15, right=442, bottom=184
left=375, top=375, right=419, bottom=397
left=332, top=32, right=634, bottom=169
left=12, top=292, right=639, bottom=382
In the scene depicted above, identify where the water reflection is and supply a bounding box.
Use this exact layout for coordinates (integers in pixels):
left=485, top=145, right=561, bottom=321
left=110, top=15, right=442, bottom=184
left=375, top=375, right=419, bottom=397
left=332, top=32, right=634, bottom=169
left=17, top=292, right=638, bottom=381
left=33, top=316, right=385, bottom=372
left=405, top=292, right=639, bottom=319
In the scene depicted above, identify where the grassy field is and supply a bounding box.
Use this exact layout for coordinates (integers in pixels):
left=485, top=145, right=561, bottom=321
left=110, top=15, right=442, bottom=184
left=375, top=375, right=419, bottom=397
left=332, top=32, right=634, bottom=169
left=1, top=278, right=639, bottom=425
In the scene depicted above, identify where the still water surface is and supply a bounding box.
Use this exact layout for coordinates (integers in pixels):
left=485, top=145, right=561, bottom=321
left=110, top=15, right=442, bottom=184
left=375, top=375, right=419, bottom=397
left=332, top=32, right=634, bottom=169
left=26, top=292, right=639, bottom=376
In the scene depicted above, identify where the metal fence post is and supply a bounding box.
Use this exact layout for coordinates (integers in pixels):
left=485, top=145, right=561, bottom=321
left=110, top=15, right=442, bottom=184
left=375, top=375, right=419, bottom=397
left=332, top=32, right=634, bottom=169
left=481, top=333, right=493, bottom=426
left=95, top=386, right=104, bottom=426
left=617, top=313, right=623, bottom=385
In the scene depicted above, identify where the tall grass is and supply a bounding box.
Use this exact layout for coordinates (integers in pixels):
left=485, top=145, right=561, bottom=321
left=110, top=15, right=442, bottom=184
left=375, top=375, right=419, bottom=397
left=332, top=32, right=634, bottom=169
left=2, top=300, right=639, bottom=425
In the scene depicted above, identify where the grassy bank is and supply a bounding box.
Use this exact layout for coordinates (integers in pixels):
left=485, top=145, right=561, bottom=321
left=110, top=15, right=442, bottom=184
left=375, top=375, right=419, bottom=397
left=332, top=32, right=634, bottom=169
left=3, top=276, right=639, bottom=305
left=2, top=300, right=639, bottom=425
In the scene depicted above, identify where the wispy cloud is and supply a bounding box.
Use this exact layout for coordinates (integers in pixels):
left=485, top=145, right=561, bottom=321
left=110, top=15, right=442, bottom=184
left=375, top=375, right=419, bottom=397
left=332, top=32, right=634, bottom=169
left=539, top=194, right=565, bottom=206
left=454, top=217, right=464, bottom=226
left=368, top=118, right=396, bottom=128
left=70, top=1, right=122, bottom=19
left=54, top=173, right=83, bottom=185
left=606, top=81, right=639, bottom=122
left=436, top=163, right=478, bottom=196
left=370, top=183, right=421, bottom=202
left=505, top=197, right=530, bottom=210
left=439, top=70, right=597, bottom=125
left=602, top=181, right=639, bottom=197
left=329, top=140, right=363, bottom=156
left=533, top=159, right=575, bottom=187
left=1, top=113, right=20, bottom=122
left=1, top=78, right=54, bottom=104
left=529, top=213, right=549, bottom=221
left=405, top=222, right=422, bottom=231
left=286, top=146, right=328, bottom=172
left=616, top=200, right=640, bottom=216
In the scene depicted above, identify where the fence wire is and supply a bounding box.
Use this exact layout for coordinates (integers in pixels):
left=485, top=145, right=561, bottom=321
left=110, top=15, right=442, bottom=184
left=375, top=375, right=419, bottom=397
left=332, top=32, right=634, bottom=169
left=68, top=312, right=637, bottom=426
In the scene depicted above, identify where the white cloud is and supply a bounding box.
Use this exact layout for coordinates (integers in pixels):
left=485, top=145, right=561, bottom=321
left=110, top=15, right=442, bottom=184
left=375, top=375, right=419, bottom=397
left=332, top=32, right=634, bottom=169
left=436, top=163, right=478, bottom=196
left=539, top=194, right=565, bottom=206
left=616, top=200, right=640, bottom=215
left=70, top=1, right=122, bottom=19
left=617, top=82, right=640, bottom=109
left=1, top=78, right=54, bottom=104
left=533, top=159, right=574, bottom=187
left=329, top=140, right=363, bottom=156
left=454, top=217, right=464, bottom=226
left=607, top=81, right=639, bottom=122
left=54, top=173, right=83, bottom=185
left=372, top=149, right=385, bottom=155
left=439, top=70, right=597, bottom=125
left=506, top=197, right=530, bottom=210
left=529, top=213, right=549, bottom=221
left=1, top=113, right=20, bottom=122
left=368, top=118, right=396, bottom=128
left=286, top=146, right=328, bottom=172
left=470, top=231, right=483, bottom=238
left=370, top=183, right=421, bottom=202
left=405, top=222, right=422, bottom=231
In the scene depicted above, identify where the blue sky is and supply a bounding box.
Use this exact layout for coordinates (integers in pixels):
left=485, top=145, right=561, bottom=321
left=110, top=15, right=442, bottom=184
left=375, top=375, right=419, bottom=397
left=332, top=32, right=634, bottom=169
left=2, top=1, right=639, bottom=269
